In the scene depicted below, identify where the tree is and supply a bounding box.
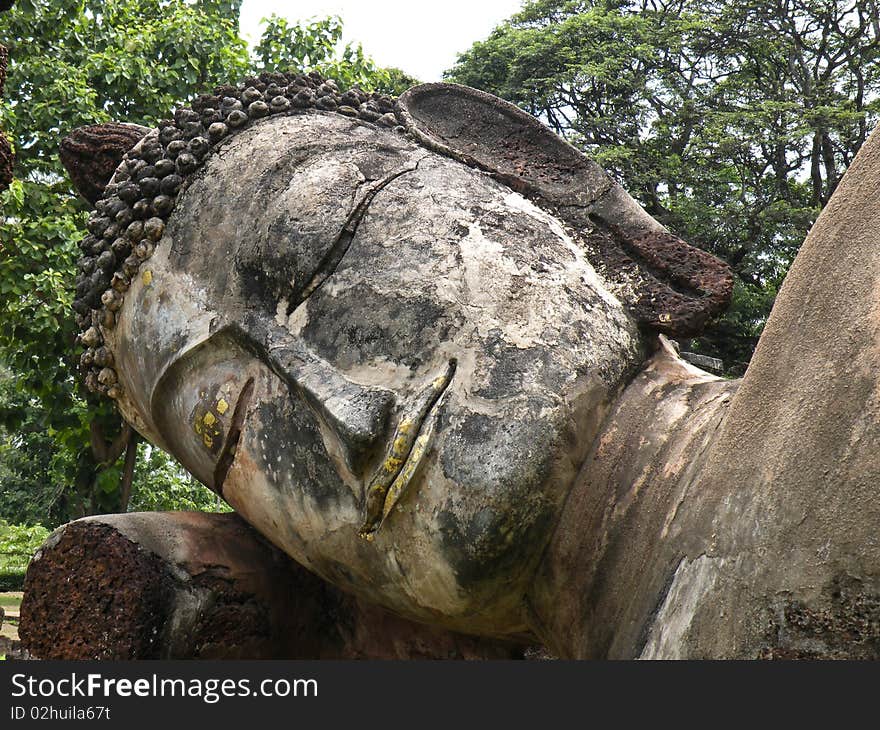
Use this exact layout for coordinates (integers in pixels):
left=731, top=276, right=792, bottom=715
left=0, top=1, right=411, bottom=525
left=448, top=0, right=880, bottom=372
left=0, top=0, right=249, bottom=521
left=251, top=14, right=418, bottom=95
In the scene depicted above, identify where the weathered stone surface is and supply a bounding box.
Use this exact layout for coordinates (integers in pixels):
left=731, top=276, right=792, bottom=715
left=60, top=123, right=149, bottom=204
left=397, top=83, right=733, bottom=336
left=639, top=118, right=880, bottom=659
left=20, top=511, right=525, bottom=659
left=65, top=73, right=404, bottom=398
left=528, top=338, right=739, bottom=658
left=107, top=111, right=647, bottom=637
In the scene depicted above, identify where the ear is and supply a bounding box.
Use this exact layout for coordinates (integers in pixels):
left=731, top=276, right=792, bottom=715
left=60, top=123, right=150, bottom=205
left=395, top=83, right=733, bottom=337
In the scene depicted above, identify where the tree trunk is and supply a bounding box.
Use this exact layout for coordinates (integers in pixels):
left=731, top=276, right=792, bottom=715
left=117, top=431, right=138, bottom=512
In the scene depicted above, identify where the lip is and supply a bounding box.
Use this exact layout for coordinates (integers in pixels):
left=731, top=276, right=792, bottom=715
left=213, top=376, right=256, bottom=494
left=358, top=359, right=456, bottom=539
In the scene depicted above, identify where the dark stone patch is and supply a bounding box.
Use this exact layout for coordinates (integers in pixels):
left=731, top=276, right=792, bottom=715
left=253, top=397, right=347, bottom=511
left=475, top=329, right=570, bottom=399
left=19, top=522, right=174, bottom=659
left=437, top=411, right=559, bottom=590
left=760, top=575, right=880, bottom=659
left=437, top=497, right=555, bottom=595
left=302, top=284, right=459, bottom=371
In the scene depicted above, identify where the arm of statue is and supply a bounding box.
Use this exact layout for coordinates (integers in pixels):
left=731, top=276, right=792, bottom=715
left=20, top=511, right=527, bottom=660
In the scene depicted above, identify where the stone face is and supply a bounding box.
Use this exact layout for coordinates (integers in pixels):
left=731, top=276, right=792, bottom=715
left=65, top=73, right=422, bottom=399
left=106, top=112, right=648, bottom=636
left=62, top=75, right=742, bottom=651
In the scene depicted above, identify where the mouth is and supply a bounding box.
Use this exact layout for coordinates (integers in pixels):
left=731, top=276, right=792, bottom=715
left=213, top=376, right=255, bottom=494
left=358, top=359, right=456, bottom=540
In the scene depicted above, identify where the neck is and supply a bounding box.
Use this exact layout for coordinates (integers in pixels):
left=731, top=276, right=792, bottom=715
left=530, top=123, right=880, bottom=659
left=527, top=339, right=739, bottom=658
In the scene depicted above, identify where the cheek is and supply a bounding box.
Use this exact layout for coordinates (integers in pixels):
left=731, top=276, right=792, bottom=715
left=388, top=402, right=578, bottom=602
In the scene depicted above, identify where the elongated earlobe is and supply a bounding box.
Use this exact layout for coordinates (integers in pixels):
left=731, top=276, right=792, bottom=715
left=60, top=123, right=150, bottom=204
left=396, top=83, right=733, bottom=337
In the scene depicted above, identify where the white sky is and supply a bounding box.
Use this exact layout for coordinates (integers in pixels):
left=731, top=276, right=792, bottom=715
left=238, top=0, right=524, bottom=82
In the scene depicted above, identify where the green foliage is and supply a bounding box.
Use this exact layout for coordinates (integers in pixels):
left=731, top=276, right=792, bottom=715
left=0, top=0, right=250, bottom=524
left=448, top=0, right=880, bottom=371
left=251, top=14, right=408, bottom=93
left=0, top=366, right=75, bottom=526
left=0, top=519, right=49, bottom=590
left=0, top=2, right=406, bottom=528
left=127, top=443, right=228, bottom=513
left=2, top=0, right=249, bottom=173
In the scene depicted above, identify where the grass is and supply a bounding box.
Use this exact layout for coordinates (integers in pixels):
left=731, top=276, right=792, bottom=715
left=0, top=592, right=22, bottom=608
left=1, top=592, right=21, bottom=644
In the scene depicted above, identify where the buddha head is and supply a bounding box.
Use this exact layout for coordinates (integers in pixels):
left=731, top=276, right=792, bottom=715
left=64, top=73, right=731, bottom=636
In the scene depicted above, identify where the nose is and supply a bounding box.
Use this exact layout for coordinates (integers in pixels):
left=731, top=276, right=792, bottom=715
left=288, top=357, right=395, bottom=477
left=215, top=320, right=395, bottom=477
